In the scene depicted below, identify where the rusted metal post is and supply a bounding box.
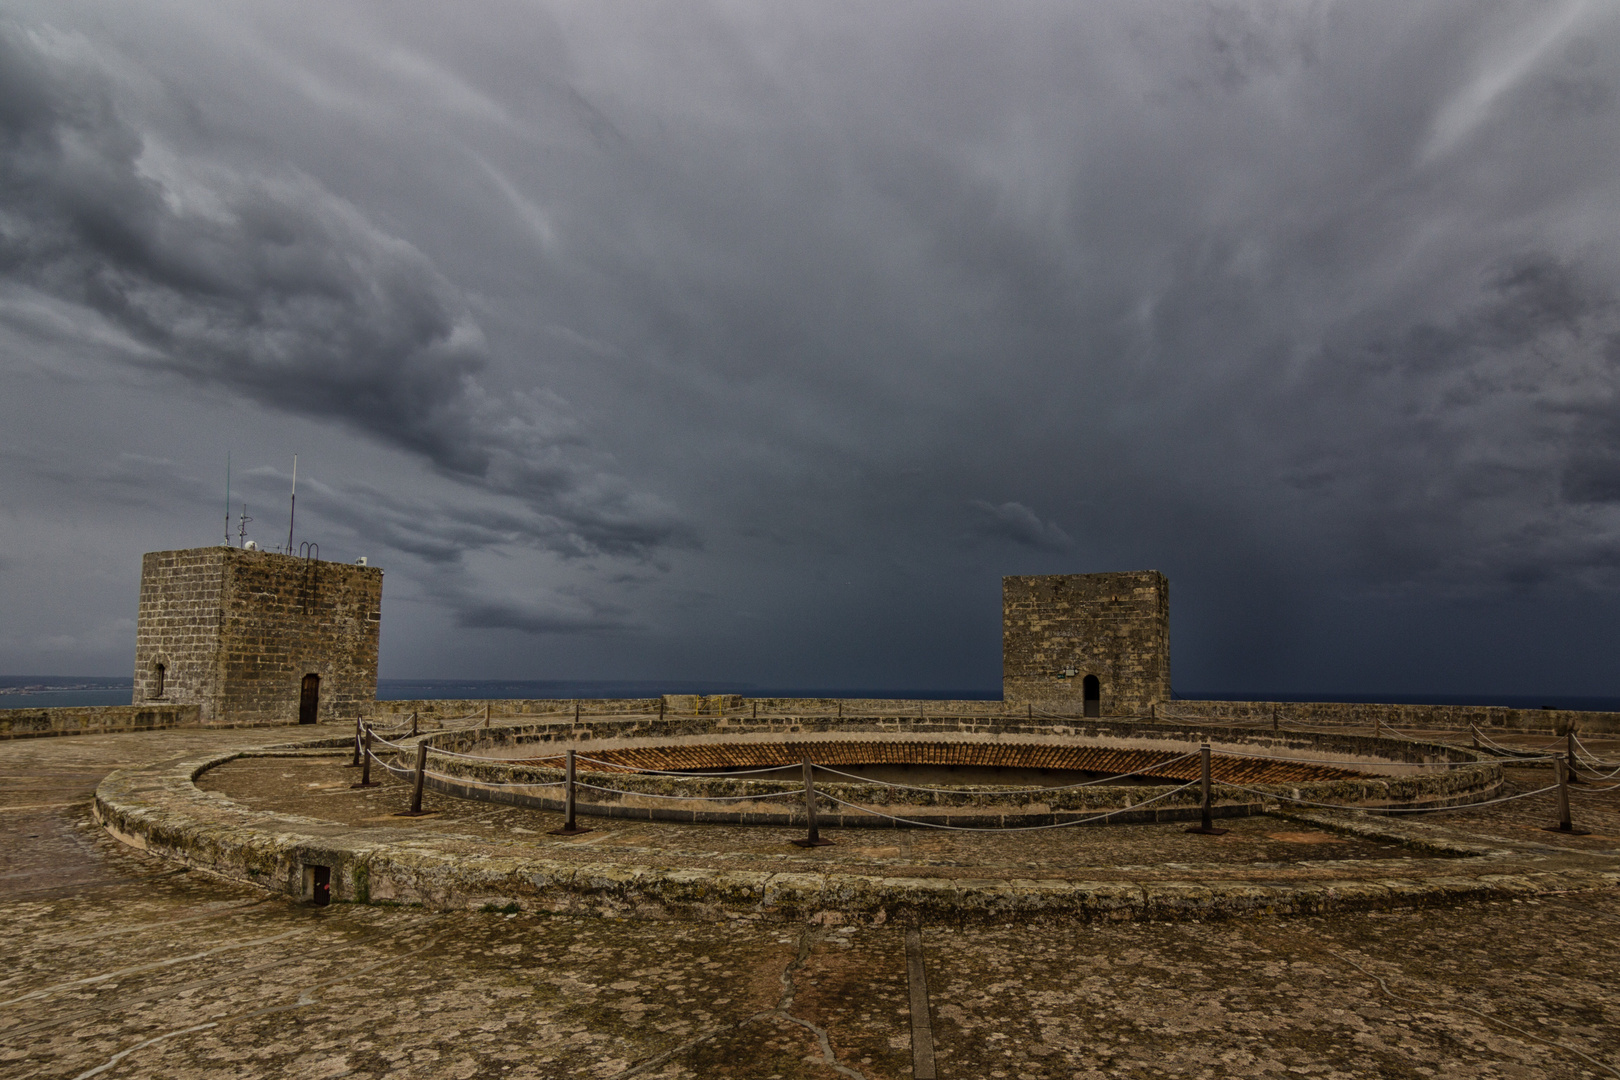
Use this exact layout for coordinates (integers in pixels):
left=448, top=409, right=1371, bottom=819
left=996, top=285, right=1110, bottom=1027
left=791, top=755, right=834, bottom=847
left=658, top=697, right=665, bottom=719
left=1567, top=731, right=1581, bottom=782
left=411, top=710, right=419, bottom=737
left=349, top=714, right=362, bottom=767
left=394, top=741, right=427, bottom=816
left=484, top=702, right=491, bottom=728
left=1544, top=754, right=1590, bottom=834
left=1186, top=743, right=1228, bottom=836
left=351, top=726, right=377, bottom=788
left=550, top=748, right=591, bottom=835
left=1272, top=704, right=1279, bottom=732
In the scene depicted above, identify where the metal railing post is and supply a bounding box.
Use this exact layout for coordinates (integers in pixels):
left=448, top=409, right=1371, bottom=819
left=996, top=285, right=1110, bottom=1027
left=1567, top=731, right=1581, bottom=782
left=1186, top=743, right=1228, bottom=836
left=792, top=755, right=834, bottom=847
left=1544, top=754, right=1590, bottom=835
left=396, top=741, right=427, bottom=816
left=550, top=748, right=591, bottom=835
left=348, top=714, right=362, bottom=767
left=350, top=725, right=376, bottom=788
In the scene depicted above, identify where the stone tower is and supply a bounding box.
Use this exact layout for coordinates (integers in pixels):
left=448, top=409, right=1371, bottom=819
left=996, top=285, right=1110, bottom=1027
left=132, top=547, right=382, bottom=726
left=1002, top=571, right=1169, bottom=716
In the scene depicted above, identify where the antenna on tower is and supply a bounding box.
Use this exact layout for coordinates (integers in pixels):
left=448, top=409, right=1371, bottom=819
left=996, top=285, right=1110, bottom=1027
left=223, top=451, right=232, bottom=546
left=238, top=503, right=252, bottom=548
left=286, top=454, right=297, bottom=554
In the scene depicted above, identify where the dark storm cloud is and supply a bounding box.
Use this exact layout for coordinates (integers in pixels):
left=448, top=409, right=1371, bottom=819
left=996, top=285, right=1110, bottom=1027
left=0, top=20, right=684, bottom=562
left=971, top=501, right=1074, bottom=552
left=4, top=0, right=1620, bottom=693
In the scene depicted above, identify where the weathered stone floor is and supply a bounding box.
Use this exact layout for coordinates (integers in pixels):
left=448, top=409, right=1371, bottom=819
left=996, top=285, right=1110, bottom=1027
left=4, top=726, right=1620, bottom=1078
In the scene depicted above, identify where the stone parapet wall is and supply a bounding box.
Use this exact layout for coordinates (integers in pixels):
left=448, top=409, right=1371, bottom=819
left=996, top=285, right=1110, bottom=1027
left=372, top=695, right=1620, bottom=734
left=0, top=704, right=199, bottom=740
left=1166, top=699, right=1620, bottom=735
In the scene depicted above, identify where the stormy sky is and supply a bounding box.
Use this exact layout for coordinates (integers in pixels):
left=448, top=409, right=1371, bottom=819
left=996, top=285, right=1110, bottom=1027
left=3, top=0, right=1620, bottom=698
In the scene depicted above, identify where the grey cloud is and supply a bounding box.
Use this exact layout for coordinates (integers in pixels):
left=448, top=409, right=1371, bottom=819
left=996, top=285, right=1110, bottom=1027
left=454, top=600, right=632, bottom=635
left=971, top=501, right=1074, bottom=552
left=6, top=1, right=1620, bottom=695
left=0, top=20, right=685, bottom=561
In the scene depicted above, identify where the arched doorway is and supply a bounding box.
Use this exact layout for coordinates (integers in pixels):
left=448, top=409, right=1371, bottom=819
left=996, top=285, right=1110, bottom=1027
left=299, top=674, right=320, bottom=725
left=1082, top=674, right=1100, bottom=718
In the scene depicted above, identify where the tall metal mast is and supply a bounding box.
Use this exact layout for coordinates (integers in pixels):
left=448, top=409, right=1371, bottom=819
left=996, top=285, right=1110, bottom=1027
left=286, top=454, right=297, bottom=554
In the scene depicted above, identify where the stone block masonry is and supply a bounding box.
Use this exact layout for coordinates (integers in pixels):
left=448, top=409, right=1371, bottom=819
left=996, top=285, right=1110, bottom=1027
left=0, top=703, right=198, bottom=739
left=1003, top=571, right=1170, bottom=715
left=133, top=547, right=382, bottom=726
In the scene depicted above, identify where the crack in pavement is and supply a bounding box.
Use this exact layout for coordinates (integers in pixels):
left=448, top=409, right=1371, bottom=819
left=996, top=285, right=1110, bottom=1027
left=613, top=922, right=871, bottom=1080
left=63, top=928, right=449, bottom=1080
left=1329, top=950, right=1620, bottom=1080
left=0, top=927, right=310, bottom=1007
left=2, top=912, right=444, bottom=1041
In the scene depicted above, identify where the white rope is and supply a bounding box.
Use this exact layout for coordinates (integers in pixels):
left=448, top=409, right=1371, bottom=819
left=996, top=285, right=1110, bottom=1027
left=1474, top=728, right=1564, bottom=755
left=1219, top=780, right=1560, bottom=814
left=807, top=750, right=1201, bottom=794
left=814, top=781, right=1202, bottom=832
left=364, top=746, right=568, bottom=790
left=1571, top=734, right=1620, bottom=770
left=1213, top=746, right=1536, bottom=769
left=427, top=742, right=566, bottom=764
left=571, top=782, right=801, bottom=803
left=424, top=769, right=563, bottom=789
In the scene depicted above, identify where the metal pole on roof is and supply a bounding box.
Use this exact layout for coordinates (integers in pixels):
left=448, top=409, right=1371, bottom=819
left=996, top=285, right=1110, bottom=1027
left=1185, top=744, right=1228, bottom=836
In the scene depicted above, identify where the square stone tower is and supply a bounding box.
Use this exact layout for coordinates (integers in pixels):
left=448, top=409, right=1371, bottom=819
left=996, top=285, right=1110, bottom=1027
left=132, top=547, right=382, bottom=726
left=1002, top=571, right=1169, bottom=716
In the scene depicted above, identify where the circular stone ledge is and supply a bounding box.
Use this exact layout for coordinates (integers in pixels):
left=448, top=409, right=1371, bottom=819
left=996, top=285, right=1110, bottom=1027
left=91, top=738, right=1617, bottom=926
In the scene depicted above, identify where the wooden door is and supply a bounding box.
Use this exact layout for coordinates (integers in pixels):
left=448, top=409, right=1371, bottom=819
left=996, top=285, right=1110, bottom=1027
left=299, top=674, right=320, bottom=724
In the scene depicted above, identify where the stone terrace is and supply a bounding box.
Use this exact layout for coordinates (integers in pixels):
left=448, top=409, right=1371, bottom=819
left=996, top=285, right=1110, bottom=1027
left=4, top=727, right=1619, bottom=1079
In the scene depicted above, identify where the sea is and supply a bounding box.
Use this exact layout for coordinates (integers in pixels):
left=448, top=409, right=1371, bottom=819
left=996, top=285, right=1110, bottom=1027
left=3, top=674, right=1618, bottom=712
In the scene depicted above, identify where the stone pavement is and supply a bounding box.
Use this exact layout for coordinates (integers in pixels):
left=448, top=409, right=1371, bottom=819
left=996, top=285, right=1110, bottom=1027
left=4, top=727, right=1619, bottom=1078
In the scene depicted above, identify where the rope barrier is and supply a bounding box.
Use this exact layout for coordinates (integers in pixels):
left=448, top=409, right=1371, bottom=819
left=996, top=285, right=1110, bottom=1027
left=813, top=781, right=1200, bottom=832
left=1219, top=780, right=1560, bottom=814
left=364, top=746, right=567, bottom=790
left=1212, top=746, right=1523, bottom=769
left=1571, top=734, right=1620, bottom=770
left=1474, top=728, right=1564, bottom=755
left=571, top=781, right=801, bottom=803
left=1568, top=781, right=1620, bottom=794
left=807, top=751, right=1201, bottom=794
